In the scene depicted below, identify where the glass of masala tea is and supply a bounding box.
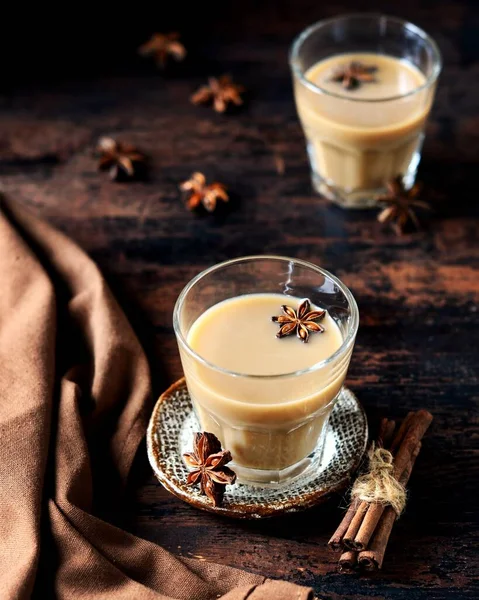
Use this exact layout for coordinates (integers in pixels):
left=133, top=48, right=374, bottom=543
left=289, top=14, right=442, bottom=209
left=173, top=256, right=359, bottom=485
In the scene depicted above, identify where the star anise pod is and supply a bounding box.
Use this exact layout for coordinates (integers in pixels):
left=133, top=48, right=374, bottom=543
left=330, top=61, right=377, bottom=90
left=191, top=75, right=245, bottom=113
left=180, top=172, right=229, bottom=212
left=183, top=432, right=236, bottom=507
left=96, top=137, right=147, bottom=181
left=377, top=176, right=431, bottom=235
left=138, top=32, right=186, bottom=68
left=272, top=299, right=326, bottom=343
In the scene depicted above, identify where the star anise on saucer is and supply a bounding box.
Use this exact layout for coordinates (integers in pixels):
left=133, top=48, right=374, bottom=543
left=183, top=432, right=236, bottom=507
left=377, top=176, right=431, bottom=235
left=191, top=75, right=245, bottom=113
left=180, top=172, right=229, bottom=212
left=96, top=137, right=147, bottom=181
left=330, top=61, right=377, bottom=90
left=138, top=32, right=186, bottom=68
left=272, top=299, right=326, bottom=343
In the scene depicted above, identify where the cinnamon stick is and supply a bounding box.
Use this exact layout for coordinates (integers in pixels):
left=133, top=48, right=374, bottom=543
left=343, top=501, right=368, bottom=550
left=328, top=498, right=361, bottom=552
left=358, top=442, right=422, bottom=571
left=328, top=418, right=394, bottom=552
left=342, top=418, right=395, bottom=550
left=382, top=419, right=396, bottom=449
left=353, top=410, right=432, bottom=551
left=338, top=550, right=358, bottom=572
left=392, top=410, right=433, bottom=479
left=389, top=411, right=414, bottom=453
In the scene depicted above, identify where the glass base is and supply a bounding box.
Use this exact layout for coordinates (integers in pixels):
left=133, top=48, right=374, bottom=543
left=313, top=174, right=380, bottom=209
left=309, top=146, right=422, bottom=210
left=312, top=165, right=419, bottom=210
left=231, top=415, right=331, bottom=487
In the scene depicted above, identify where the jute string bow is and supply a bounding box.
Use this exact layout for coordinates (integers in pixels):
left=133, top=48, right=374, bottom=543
left=351, top=443, right=407, bottom=516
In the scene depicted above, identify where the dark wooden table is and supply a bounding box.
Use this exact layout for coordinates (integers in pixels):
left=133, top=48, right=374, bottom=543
left=1, top=1, right=478, bottom=598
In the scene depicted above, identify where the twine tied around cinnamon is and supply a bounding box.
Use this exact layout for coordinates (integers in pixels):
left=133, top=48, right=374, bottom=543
left=351, top=443, right=407, bottom=516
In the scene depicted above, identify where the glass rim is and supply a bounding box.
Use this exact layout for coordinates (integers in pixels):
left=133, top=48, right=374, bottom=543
left=289, top=13, right=442, bottom=103
left=173, top=255, right=359, bottom=380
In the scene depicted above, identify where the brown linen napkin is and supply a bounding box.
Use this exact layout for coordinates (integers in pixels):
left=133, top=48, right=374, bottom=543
left=0, top=195, right=313, bottom=600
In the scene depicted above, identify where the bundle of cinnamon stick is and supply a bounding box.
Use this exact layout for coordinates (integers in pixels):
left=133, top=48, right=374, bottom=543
left=329, top=409, right=433, bottom=572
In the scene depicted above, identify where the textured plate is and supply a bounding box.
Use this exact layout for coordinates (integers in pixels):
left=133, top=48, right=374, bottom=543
left=147, top=378, right=368, bottom=519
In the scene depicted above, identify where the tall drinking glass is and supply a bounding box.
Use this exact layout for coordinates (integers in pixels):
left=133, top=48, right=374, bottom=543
left=289, top=14, right=442, bottom=208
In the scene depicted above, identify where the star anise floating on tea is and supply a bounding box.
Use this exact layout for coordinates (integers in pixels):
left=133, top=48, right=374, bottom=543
left=191, top=75, right=245, bottom=113
left=272, top=299, right=326, bottom=343
left=180, top=172, right=229, bottom=212
left=138, top=32, right=186, bottom=68
left=377, top=176, right=431, bottom=235
left=96, top=137, right=147, bottom=181
left=330, top=61, right=378, bottom=90
left=183, top=432, right=236, bottom=507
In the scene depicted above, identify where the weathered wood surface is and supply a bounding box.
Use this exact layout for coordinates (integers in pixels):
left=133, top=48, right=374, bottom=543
left=1, top=1, right=478, bottom=598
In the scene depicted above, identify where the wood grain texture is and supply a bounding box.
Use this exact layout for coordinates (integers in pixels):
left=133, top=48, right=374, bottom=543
left=1, top=1, right=478, bottom=598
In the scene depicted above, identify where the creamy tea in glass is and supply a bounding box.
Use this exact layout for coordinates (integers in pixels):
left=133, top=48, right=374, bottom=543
left=173, top=256, right=359, bottom=485
left=290, top=14, right=442, bottom=208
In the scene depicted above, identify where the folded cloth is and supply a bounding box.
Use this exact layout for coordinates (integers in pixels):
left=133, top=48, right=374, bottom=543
left=0, top=196, right=313, bottom=600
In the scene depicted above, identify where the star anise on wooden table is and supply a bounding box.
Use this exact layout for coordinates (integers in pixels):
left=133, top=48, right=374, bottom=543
left=272, top=299, right=326, bottom=343
left=183, top=432, right=236, bottom=507
left=191, top=75, right=245, bottom=113
left=138, top=32, right=186, bottom=68
left=330, top=61, right=377, bottom=90
left=180, top=172, right=229, bottom=212
left=96, top=137, right=147, bottom=181
left=377, top=176, right=431, bottom=235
